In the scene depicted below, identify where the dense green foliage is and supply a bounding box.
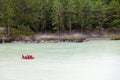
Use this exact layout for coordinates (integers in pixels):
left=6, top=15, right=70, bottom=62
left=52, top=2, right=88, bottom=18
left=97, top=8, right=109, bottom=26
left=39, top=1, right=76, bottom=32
left=0, top=0, right=120, bottom=36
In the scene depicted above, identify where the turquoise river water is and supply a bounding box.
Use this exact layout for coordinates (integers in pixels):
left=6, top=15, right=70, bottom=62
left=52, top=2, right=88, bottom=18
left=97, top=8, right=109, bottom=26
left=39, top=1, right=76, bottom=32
left=0, top=40, right=120, bottom=80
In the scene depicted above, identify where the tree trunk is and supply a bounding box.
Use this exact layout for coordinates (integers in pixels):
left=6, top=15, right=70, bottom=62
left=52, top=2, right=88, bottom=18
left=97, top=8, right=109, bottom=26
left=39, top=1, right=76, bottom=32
left=80, top=24, right=83, bottom=34
left=69, top=17, right=72, bottom=34
left=58, top=23, right=60, bottom=40
left=99, top=28, right=101, bottom=34
left=6, top=23, right=10, bottom=36
left=69, top=25, right=72, bottom=34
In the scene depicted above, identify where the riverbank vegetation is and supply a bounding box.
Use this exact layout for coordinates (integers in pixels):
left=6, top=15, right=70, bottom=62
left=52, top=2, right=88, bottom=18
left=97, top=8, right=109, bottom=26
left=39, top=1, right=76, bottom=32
left=0, top=0, right=120, bottom=42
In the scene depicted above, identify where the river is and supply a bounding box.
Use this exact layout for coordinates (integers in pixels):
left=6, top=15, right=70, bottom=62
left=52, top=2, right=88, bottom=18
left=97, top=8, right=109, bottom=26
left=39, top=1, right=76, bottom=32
left=0, top=40, right=120, bottom=80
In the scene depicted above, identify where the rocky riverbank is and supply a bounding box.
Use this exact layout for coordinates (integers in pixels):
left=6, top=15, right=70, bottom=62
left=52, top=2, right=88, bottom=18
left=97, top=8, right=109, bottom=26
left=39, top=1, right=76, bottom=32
left=0, top=36, right=86, bottom=43
left=0, top=33, right=120, bottom=43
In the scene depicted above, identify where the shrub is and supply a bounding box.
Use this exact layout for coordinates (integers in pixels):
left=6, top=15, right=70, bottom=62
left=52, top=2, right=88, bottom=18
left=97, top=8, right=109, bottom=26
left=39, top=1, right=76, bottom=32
left=109, top=34, right=120, bottom=40
left=18, top=25, right=33, bottom=36
left=10, top=25, right=34, bottom=39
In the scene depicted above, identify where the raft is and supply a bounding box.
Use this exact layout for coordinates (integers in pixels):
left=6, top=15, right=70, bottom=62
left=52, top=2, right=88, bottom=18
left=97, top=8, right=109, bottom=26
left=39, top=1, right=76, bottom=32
left=22, top=55, right=35, bottom=60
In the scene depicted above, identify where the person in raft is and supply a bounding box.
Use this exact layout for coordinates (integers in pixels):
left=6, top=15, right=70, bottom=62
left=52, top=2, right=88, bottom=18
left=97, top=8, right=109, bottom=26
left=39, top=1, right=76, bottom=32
left=22, top=54, right=35, bottom=59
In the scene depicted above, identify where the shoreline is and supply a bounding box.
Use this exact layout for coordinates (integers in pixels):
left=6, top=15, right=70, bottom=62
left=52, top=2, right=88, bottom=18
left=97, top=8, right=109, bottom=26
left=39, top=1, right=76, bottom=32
left=0, top=33, right=120, bottom=43
left=0, top=37, right=118, bottom=44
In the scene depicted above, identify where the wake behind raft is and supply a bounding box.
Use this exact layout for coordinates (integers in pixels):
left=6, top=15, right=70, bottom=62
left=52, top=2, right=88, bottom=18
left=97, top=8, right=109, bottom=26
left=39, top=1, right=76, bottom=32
left=22, top=55, right=35, bottom=60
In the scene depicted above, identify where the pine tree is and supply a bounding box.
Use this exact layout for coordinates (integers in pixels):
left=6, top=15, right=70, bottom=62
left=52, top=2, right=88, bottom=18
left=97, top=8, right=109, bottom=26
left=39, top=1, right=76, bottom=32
left=1, top=0, right=14, bottom=36
left=51, top=0, right=64, bottom=35
left=67, top=0, right=76, bottom=33
left=91, top=0, right=106, bottom=34
left=106, top=0, right=120, bottom=32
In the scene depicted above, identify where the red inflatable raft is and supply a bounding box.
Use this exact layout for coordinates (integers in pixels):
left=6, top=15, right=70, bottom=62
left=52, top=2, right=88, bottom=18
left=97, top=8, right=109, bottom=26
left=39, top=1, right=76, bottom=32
left=22, top=55, right=35, bottom=60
